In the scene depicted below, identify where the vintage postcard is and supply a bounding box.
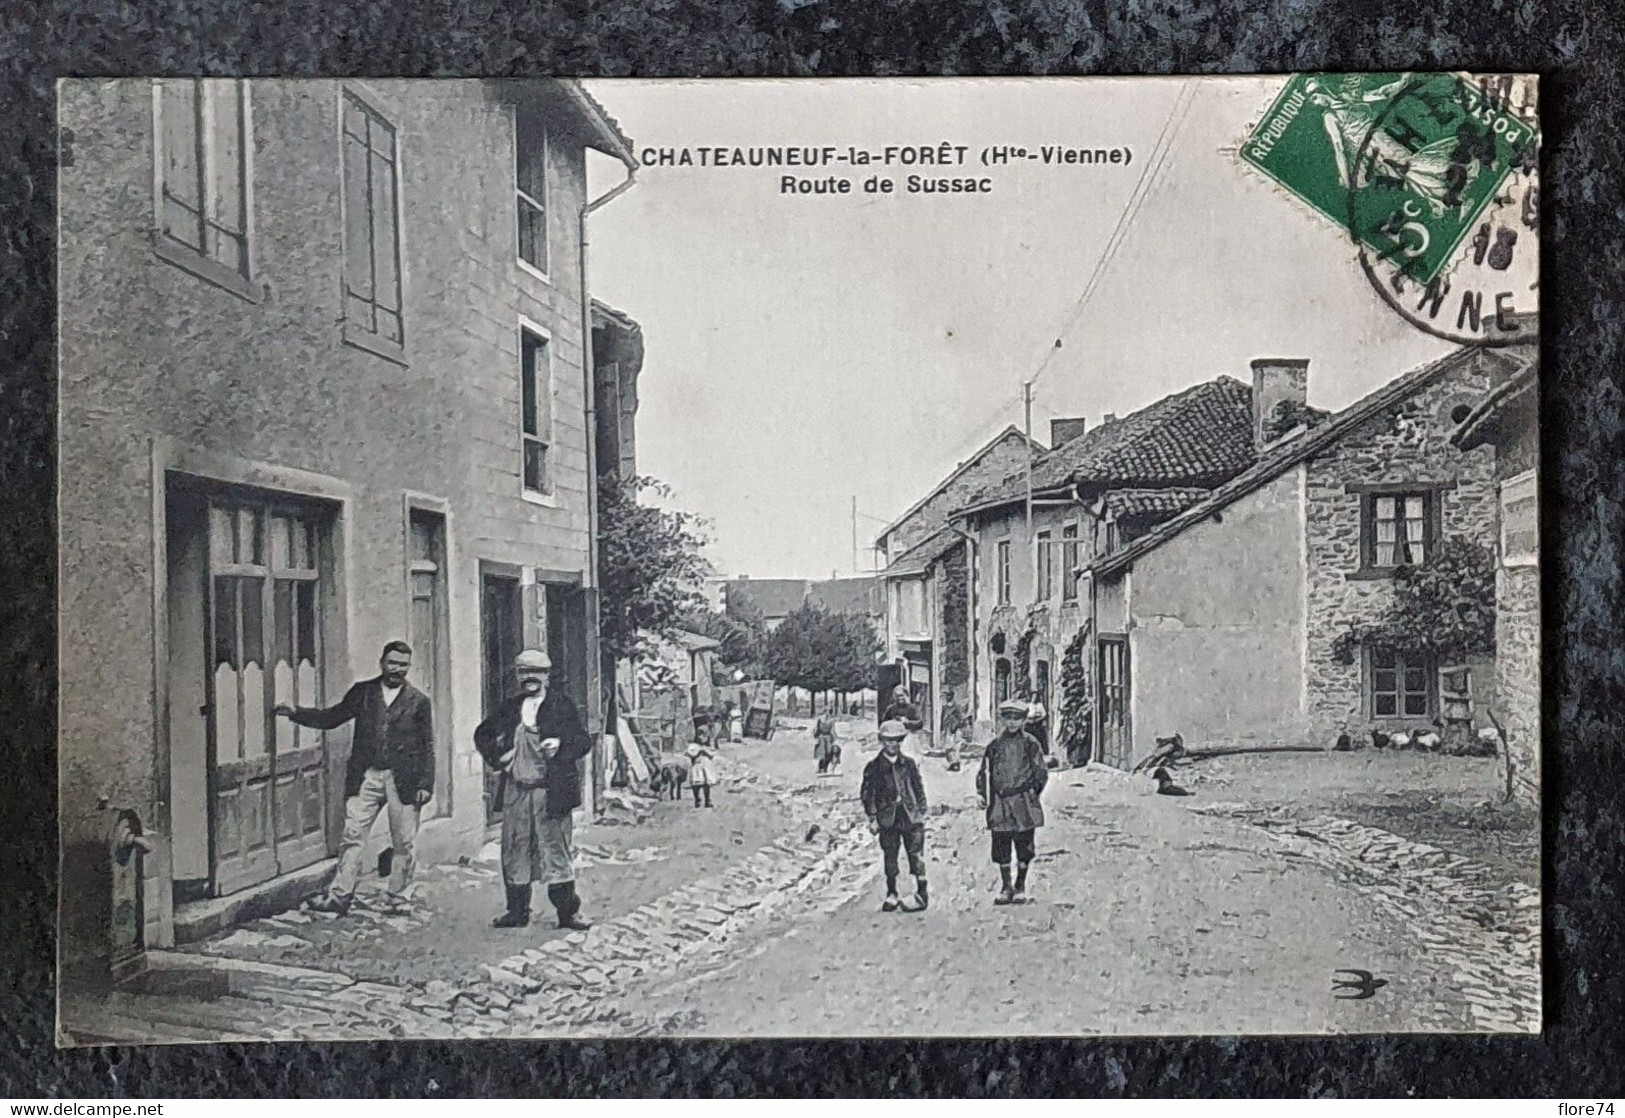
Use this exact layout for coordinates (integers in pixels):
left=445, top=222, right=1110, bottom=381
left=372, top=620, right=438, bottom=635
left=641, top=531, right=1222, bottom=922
left=56, top=74, right=1540, bottom=1044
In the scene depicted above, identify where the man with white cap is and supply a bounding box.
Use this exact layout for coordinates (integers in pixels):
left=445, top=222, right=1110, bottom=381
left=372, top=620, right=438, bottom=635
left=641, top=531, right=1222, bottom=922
left=976, top=699, right=1049, bottom=905
left=474, top=648, right=594, bottom=930
left=860, top=719, right=930, bottom=912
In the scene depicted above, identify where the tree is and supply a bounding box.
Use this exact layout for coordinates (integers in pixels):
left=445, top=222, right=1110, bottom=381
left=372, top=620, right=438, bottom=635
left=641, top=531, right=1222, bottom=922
left=678, top=605, right=762, bottom=673
left=762, top=604, right=879, bottom=708
left=596, top=472, right=711, bottom=663
left=1331, top=536, right=1497, bottom=665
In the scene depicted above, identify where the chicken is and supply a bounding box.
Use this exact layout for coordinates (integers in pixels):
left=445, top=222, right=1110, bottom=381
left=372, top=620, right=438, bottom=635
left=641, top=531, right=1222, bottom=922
left=1414, top=730, right=1442, bottom=752
left=1153, top=767, right=1192, bottom=796
left=1389, top=730, right=1412, bottom=750
left=1371, top=729, right=1391, bottom=749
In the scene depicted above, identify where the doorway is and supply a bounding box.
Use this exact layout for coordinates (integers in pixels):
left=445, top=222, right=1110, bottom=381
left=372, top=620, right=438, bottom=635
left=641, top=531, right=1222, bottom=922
left=166, top=481, right=335, bottom=898
left=1097, top=635, right=1131, bottom=769
left=408, top=509, right=451, bottom=814
left=480, top=570, right=524, bottom=825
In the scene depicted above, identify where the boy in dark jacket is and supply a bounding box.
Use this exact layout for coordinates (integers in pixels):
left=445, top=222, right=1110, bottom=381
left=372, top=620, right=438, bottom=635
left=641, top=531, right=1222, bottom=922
left=977, top=699, right=1049, bottom=905
left=860, top=719, right=930, bottom=912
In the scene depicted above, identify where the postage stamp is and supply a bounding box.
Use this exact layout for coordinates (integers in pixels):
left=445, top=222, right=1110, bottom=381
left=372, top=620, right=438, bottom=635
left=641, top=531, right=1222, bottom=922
left=1241, top=73, right=1539, bottom=345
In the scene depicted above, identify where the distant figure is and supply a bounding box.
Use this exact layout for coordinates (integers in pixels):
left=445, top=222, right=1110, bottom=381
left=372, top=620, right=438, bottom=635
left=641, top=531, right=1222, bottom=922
left=976, top=699, right=1049, bottom=906
left=1153, top=767, right=1192, bottom=796
left=1025, top=700, right=1050, bottom=757
left=717, top=700, right=736, bottom=743
left=814, top=713, right=840, bottom=775
left=939, top=695, right=968, bottom=773
left=884, top=685, right=924, bottom=732
left=860, top=720, right=929, bottom=913
left=687, top=741, right=715, bottom=808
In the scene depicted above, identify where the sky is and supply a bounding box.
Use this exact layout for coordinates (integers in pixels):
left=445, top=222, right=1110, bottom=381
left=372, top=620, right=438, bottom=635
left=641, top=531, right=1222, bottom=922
left=581, top=78, right=1456, bottom=581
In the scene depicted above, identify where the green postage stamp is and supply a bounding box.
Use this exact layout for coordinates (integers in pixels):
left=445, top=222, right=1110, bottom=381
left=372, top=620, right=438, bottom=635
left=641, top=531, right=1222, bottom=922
left=1241, top=73, right=1537, bottom=287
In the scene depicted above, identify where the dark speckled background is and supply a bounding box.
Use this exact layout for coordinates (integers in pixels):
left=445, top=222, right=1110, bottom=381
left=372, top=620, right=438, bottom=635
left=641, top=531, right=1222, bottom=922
left=3, top=0, right=1622, bottom=1097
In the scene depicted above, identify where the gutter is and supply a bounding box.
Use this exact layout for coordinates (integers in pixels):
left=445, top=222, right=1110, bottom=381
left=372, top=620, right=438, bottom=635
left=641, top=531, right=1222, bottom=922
left=579, top=157, right=638, bottom=598
left=578, top=147, right=636, bottom=813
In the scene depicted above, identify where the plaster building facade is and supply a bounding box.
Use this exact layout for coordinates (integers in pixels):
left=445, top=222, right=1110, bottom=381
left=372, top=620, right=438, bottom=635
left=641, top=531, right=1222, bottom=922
left=57, top=78, right=636, bottom=986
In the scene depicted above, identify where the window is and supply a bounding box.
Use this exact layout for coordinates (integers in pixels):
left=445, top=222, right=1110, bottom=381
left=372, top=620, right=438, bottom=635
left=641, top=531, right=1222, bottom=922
left=515, top=109, right=548, bottom=276
left=1500, top=469, right=1537, bottom=567
left=1036, top=530, right=1053, bottom=600
left=154, top=79, right=252, bottom=295
left=341, top=91, right=404, bottom=356
left=1369, top=648, right=1434, bottom=719
left=996, top=539, right=1011, bottom=605
left=1061, top=523, right=1081, bottom=601
left=520, top=328, right=553, bottom=495
left=1362, top=490, right=1435, bottom=570
left=994, top=658, right=1012, bottom=704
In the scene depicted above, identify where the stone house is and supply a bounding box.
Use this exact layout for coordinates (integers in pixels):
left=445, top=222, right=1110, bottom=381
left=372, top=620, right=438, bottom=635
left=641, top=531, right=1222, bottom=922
left=1086, top=347, right=1508, bottom=768
left=722, top=577, right=811, bottom=632
left=57, top=78, right=636, bottom=987
left=872, top=426, right=1037, bottom=738
left=1451, top=343, right=1539, bottom=806
left=953, top=379, right=1262, bottom=748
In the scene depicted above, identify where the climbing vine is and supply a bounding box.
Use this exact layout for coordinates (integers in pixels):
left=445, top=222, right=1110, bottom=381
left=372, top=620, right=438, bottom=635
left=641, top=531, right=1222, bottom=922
left=1331, top=537, right=1496, bottom=666
left=1012, top=628, right=1035, bottom=701
left=1058, top=625, right=1093, bottom=763
left=939, top=550, right=970, bottom=690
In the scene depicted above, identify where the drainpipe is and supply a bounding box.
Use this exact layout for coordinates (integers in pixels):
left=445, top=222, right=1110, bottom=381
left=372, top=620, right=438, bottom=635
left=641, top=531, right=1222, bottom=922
left=579, top=150, right=637, bottom=819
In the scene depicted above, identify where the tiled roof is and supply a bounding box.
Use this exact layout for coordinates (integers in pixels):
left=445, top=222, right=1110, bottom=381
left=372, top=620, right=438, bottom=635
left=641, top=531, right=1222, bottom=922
left=962, top=377, right=1257, bottom=512
left=1092, top=345, right=1513, bottom=579
left=562, top=81, right=636, bottom=164
left=809, top=576, right=884, bottom=615
left=1099, top=487, right=1212, bottom=522
left=883, top=526, right=961, bottom=579
left=1451, top=347, right=1538, bottom=451
left=725, top=578, right=808, bottom=619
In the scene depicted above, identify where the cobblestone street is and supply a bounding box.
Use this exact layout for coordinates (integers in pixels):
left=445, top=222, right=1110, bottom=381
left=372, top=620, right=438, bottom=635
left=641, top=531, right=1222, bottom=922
left=59, top=723, right=1540, bottom=1043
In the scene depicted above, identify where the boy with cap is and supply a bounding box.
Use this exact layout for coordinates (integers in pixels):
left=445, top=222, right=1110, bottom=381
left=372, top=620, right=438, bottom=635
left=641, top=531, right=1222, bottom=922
left=860, top=719, right=930, bottom=912
left=976, top=699, right=1049, bottom=905
left=475, top=648, right=595, bottom=930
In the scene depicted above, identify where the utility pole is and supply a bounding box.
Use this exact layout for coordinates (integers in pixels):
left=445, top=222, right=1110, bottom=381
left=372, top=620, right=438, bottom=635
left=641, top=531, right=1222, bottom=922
left=851, top=494, right=858, bottom=575
left=1023, top=380, right=1035, bottom=572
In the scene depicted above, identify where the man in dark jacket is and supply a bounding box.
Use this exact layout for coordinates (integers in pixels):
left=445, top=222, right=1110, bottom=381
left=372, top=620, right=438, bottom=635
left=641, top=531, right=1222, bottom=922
left=976, top=699, right=1049, bottom=905
left=860, top=719, right=930, bottom=912
left=475, top=648, right=594, bottom=930
left=276, top=640, right=434, bottom=916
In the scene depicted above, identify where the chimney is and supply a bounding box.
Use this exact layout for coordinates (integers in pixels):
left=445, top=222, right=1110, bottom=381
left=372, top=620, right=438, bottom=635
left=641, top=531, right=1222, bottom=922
left=1050, top=417, right=1089, bottom=447
left=1102, top=412, right=1117, bottom=425
left=1250, top=358, right=1310, bottom=448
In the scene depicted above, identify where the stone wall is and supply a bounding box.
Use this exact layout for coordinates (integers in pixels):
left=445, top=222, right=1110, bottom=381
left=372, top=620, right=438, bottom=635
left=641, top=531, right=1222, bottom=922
left=1303, top=355, right=1500, bottom=739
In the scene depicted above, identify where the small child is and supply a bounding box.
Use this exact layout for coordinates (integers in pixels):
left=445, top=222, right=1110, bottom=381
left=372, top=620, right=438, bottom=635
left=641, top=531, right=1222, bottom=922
left=686, top=740, right=715, bottom=808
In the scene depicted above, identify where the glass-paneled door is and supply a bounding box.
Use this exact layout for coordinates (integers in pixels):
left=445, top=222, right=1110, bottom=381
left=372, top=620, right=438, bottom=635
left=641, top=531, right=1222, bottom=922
left=206, top=497, right=330, bottom=895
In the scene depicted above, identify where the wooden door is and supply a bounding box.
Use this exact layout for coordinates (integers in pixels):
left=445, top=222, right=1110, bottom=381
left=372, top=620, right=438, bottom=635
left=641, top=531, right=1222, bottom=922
left=480, top=573, right=523, bottom=824
left=408, top=510, right=450, bottom=811
left=206, top=499, right=330, bottom=895
left=1097, top=636, right=1131, bottom=770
